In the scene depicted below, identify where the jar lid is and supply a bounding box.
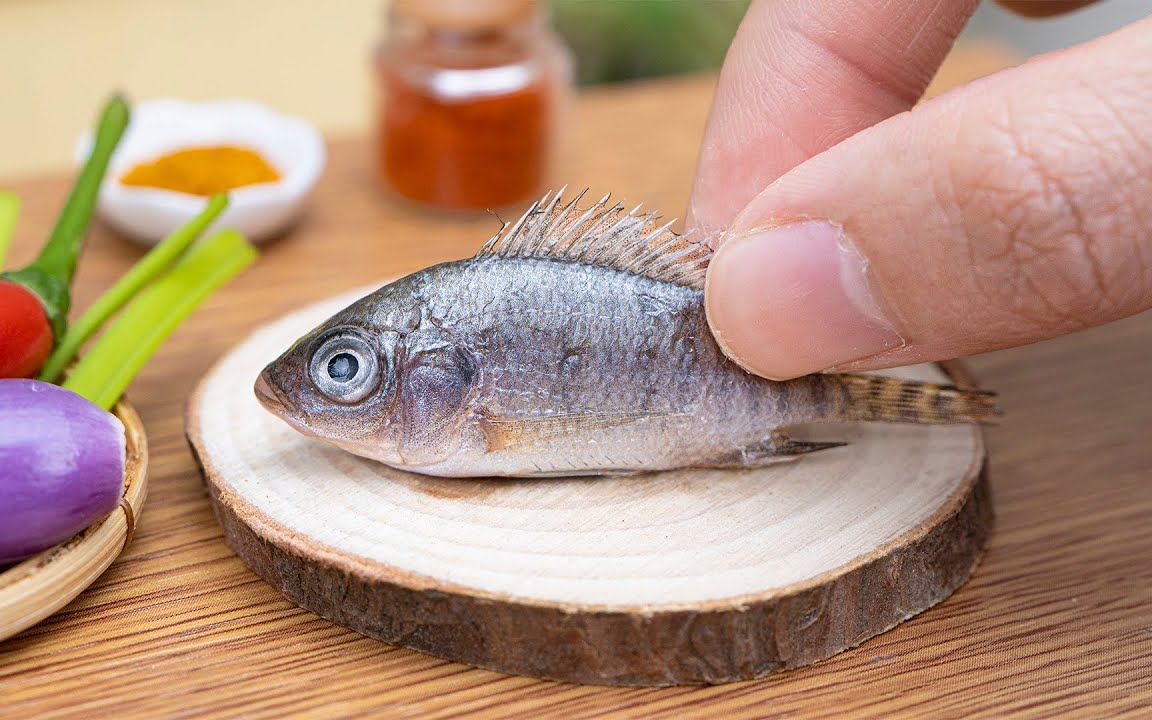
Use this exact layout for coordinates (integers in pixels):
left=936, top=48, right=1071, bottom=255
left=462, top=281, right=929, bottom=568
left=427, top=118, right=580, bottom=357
left=395, top=0, right=537, bottom=31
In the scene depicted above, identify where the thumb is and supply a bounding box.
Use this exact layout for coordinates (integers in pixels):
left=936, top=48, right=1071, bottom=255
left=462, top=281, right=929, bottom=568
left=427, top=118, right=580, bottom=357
left=705, top=18, right=1152, bottom=380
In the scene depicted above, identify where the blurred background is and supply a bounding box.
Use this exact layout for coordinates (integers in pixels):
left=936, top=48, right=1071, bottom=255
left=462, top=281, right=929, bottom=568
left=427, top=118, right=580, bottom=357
left=0, top=0, right=1148, bottom=179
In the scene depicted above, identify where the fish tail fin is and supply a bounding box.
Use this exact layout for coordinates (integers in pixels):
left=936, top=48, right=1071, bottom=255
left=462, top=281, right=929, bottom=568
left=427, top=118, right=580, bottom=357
left=828, top=373, right=1001, bottom=425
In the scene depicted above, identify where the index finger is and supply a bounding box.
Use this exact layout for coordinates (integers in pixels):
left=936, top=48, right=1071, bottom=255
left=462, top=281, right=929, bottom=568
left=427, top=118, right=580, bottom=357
left=687, top=0, right=981, bottom=232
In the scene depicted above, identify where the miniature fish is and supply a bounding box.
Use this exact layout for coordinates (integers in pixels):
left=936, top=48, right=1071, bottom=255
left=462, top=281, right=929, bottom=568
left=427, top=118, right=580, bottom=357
left=255, top=190, right=998, bottom=477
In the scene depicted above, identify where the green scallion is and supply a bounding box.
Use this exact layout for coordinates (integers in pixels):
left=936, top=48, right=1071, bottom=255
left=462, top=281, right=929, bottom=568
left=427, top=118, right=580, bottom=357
left=0, top=191, right=19, bottom=269
left=39, top=194, right=230, bottom=383
left=63, top=229, right=257, bottom=409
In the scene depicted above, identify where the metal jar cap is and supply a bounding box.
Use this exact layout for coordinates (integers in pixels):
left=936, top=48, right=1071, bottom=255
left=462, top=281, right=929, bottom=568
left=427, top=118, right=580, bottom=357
left=394, top=0, right=537, bottom=31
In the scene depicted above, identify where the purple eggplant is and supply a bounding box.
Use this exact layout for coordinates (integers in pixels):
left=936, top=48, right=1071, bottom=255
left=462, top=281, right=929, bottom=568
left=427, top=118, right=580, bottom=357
left=0, top=379, right=125, bottom=564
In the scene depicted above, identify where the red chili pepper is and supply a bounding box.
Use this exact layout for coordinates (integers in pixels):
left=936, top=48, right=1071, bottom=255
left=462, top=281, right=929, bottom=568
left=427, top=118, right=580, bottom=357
left=0, top=281, right=52, bottom=378
left=0, top=95, right=129, bottom=379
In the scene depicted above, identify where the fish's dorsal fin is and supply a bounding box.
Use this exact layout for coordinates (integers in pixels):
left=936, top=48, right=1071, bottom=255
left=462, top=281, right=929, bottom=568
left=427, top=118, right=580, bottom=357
left=476, top=188, right=713, bottom=289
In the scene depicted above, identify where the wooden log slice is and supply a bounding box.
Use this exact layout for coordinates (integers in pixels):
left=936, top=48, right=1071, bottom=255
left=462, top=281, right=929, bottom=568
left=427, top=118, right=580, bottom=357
left=187, top=286, right=992, bottom=686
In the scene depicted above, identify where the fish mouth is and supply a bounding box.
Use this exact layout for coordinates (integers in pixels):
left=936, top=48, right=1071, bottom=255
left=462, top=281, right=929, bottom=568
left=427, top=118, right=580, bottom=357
left=254, top=371, right=288, bottom=414
left=254, top=370, right=320, bottom=438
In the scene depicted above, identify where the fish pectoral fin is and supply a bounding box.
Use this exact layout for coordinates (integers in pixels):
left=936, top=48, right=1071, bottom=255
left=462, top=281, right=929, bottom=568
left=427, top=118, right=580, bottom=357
left=698, top=433, right=848, bottom=469
left=477, top=410, right=670, bottom=453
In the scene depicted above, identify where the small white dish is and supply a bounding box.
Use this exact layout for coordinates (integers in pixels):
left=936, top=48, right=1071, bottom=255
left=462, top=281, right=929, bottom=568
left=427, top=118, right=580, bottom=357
left=76, top=98, right=326, bottom=245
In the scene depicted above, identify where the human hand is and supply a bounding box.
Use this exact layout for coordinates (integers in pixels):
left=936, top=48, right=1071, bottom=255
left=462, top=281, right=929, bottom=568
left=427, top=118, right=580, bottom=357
left=690, top=0, right=1152, bottom=380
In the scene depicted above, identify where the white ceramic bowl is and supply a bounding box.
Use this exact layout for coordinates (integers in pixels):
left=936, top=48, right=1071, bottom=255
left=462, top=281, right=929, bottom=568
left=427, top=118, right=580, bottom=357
left=76, top=99, right=325, bottom=245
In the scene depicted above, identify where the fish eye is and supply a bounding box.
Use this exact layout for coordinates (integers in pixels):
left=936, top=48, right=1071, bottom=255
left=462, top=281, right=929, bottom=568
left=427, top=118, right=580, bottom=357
left=308, top=333, right=381, bottom=403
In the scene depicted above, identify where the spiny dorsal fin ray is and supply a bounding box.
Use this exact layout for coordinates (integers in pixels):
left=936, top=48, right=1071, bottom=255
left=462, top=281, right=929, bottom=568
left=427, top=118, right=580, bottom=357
left=476, top=188, right=713, bottom=290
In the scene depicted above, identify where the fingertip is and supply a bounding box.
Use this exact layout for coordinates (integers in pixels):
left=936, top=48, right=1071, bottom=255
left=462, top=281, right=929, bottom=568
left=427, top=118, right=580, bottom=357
left=705, top=221, right=905, bottom=380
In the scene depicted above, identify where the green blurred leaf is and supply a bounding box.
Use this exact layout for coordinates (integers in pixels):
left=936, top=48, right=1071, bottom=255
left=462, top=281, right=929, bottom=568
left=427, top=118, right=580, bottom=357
left=550, top=0, right=750, bottom=85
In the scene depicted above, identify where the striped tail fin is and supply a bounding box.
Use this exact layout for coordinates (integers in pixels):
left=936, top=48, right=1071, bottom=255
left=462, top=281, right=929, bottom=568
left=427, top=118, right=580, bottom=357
left=828, top=373, right=1001, bottom=425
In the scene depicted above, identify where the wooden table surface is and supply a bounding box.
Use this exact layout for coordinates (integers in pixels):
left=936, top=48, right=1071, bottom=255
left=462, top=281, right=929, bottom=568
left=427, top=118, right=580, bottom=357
left=2, top=54, right=1150, bottom=719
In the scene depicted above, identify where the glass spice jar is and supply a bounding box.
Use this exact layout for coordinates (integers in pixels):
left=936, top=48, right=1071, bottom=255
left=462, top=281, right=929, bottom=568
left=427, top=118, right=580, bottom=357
left=374, top=0, right=572, bottom=213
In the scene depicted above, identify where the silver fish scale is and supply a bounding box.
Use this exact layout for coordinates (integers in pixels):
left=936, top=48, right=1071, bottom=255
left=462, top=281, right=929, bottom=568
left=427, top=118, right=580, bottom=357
left=411, top=255, right=808, bottom=473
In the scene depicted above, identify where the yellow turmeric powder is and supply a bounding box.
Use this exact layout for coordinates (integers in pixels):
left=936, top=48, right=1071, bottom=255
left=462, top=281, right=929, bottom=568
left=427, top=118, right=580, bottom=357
left=121, top=145, right=281, bottom=196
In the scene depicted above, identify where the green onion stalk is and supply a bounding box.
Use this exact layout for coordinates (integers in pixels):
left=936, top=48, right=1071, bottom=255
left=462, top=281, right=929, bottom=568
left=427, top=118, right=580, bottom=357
left=39, top=194, right=230, bottom=383
left=63, top=228, right=257, bottom=409
left=0, top=191, right=20, bottom=269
